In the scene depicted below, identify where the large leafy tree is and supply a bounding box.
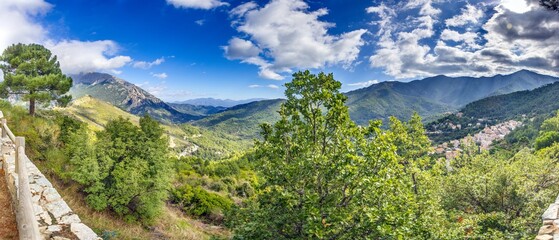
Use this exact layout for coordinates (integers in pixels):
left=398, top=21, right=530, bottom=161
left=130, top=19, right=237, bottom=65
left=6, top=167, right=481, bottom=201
left=228, top=71, right=431, bottom=239
left=0, top=43, right=72, bottom=115
left=65, top=115, right=172, bottom=222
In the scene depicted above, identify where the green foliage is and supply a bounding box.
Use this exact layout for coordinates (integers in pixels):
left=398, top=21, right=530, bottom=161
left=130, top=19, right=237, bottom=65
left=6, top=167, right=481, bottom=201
left=0, top=43, right=72, bottom=115
left=227, top=71, right=438, bottom=239
left=191, top=99, right=284, bottom=140
left=65, top=115, right=173, bottom=222
left=440, top=124, right=559, bottom=238
left=535, top=131, right=559, bottom=150
left=172, top=185, right=232, bottom=218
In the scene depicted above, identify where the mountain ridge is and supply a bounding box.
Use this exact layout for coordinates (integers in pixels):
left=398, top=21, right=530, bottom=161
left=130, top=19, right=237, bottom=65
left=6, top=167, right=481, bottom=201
left=172, top=97, right=267, bottom=108
left=344, top=70, right=559, bottom=125
left=70, top=72, right=200, bottom=123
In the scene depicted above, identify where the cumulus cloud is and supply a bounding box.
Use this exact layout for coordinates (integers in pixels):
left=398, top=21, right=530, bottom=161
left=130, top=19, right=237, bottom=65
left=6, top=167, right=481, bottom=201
left=445, top=4, right=485, bottom=27
left=151, top=72, right=168, bottom=79
left=223, top=38, right=260, bottom=60
left=248, top=84, right=280, bottom=89
left=368, top=0, right=440, bottom=78
left=0, top=0, right=51, bottom=52
left=0, top=0, right=133, bottom=75
left=348, top=80, right=379, bottom=88
left=46, top=40, right=132, bottom=74
left=166, top=0, right=229, bottom=10
left=133, top=57, right=165, bottom=69
left=224, top=0, right=367, bottom=80
left=367, top=0, right=559, bottom=79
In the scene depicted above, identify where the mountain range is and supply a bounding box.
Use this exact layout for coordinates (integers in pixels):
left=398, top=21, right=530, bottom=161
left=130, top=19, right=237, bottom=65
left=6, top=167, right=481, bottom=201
left=173, top=98, right=267, bottom=108
left=67, top=70, right=559, bottom=141
left=344, top=70, right=559, bottom=125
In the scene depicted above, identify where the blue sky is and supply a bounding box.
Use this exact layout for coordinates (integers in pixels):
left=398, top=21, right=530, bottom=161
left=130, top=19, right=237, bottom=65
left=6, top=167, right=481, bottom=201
left=1, top=0, right=558, bottom=101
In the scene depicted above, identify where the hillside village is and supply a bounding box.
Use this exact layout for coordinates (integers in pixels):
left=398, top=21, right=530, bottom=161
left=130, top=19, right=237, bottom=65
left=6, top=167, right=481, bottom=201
left=435, top=119, right=523, bottom=159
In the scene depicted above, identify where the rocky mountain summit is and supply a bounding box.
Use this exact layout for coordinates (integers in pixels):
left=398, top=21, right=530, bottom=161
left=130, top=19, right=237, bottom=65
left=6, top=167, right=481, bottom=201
left=70, top=72, right=199, bottom=123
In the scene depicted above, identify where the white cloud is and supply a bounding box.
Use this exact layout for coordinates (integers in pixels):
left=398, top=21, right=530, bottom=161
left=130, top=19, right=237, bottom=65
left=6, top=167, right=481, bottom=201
left=151, top=72, right=168, bottom=79
left=501, top=0, right=531, bottom=14
left=248, top=84, right=280, bottom=89
left=225, top=0, right=367, bottom=80
left=223, top=38, right=260, bottom=60
left=230, top=1, right=258, bottom=18
left=445, top=4, right=484, bottom=27
left=46, top=40, right=132, bottom=74
left=133, top=57, right=165, bottom=69
left=0, top=0, right=133, bottom=75
left=367, top=0, right=559, bottom=79
left=166, top=0, right=229, bottom=10
left=368, top=0, right=440, bottom=79
left=195, top=19, right=205, bottom=26
left=347, top=80, right=379, bottom=88
left=0, top=0, right=51, bottom=52
left=440, top=29, right=480, bottom=49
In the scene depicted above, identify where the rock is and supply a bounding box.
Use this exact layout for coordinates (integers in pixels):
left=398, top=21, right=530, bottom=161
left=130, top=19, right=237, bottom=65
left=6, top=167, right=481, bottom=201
left=544, top=220, right=555, bottom=225
left=46, top=225, right=62, bottom=233
left=42, top=188, right=62, bottom=202
left=44, top=200, right=72, bottom=220
left=39, top=210, right=53, bottom=225
left=539, top=225, right=557, bottom=235
left=544, top=204, right=559, bottom=220
left=536, top=235, right=553, bottom=240
left=71, top=223, right=99, bottom=240
left=34, top=176, right=53, bottom=188
left=33, top=203, right=44, bottom=216
left=52, top=237, right=72, bottom=240
left=59, top=214, right=81, bottom=225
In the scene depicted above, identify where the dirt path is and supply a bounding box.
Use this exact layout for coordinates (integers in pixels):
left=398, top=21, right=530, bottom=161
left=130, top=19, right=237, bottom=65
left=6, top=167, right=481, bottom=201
left=0, top=167, right=18, bottom=239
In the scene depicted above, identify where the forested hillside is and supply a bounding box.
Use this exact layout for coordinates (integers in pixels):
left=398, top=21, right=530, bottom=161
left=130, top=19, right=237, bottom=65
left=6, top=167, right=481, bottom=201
left=345, top=70, right=559, bottom=125
left=427, top=81, right=559, bottom=143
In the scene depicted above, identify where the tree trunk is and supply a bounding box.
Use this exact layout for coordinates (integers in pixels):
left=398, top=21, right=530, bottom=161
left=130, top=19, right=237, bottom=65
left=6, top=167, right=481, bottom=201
left=29, top=97, right=35, bottom=116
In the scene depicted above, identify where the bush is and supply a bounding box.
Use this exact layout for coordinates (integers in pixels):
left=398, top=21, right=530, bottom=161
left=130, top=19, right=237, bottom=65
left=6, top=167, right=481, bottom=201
left=172, top=185, right=232, bottom=219
left=535, top=131, right=559, bottom=150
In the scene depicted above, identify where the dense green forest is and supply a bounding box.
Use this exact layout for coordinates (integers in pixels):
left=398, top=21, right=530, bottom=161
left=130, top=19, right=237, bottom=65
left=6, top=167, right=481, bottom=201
left=2, top=66, right=559, bottom=238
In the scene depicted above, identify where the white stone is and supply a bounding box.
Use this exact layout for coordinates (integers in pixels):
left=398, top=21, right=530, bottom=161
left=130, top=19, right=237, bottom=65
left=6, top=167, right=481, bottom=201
left=543, top=204, right=559, bottom=220
left=33, top=203, right=44, bottom=216
left=39, top=210, right=52, bottom=225
left=30, top=183, right=43, bottom=194
left=44, top=200, right=72, bottom=219
left=46, top=225, right=62, bottom=233
left=59, top=214, right=81, bottom=225
left=34, top=177, right=52, bottom=188
left=42, top=188, right=62, bottom=202
left=52, top=237, right=71, bottom=240
left=71, top=223, right=99, bottom=240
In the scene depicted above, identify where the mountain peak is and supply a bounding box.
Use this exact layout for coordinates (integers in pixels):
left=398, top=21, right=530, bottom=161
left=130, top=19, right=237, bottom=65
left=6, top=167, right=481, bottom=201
left=69, top=72, right=199, bottom=123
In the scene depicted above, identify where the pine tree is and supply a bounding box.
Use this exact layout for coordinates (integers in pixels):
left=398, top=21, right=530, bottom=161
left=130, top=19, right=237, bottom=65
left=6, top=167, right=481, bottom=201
left=0, top=43, right=72, bottom=115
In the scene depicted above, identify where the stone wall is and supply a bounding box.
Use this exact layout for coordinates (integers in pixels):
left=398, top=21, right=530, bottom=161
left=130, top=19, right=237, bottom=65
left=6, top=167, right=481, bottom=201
left=1, top=137, right=100, bottom=240
left=536, top=195, right=559, bottom=240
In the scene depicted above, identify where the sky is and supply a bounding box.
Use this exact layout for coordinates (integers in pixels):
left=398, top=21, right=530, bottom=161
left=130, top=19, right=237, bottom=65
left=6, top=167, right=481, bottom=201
left=0, top=0, right=558, bottom=101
